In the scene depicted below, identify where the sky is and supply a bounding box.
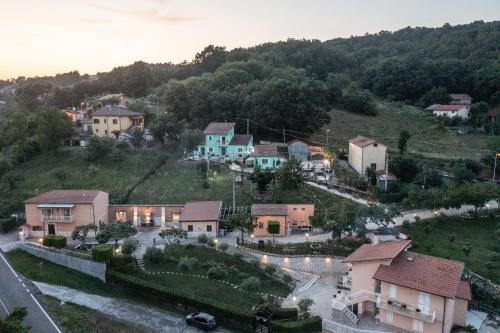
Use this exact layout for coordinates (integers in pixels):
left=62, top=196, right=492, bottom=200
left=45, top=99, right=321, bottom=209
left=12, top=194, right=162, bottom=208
left=0, top=0, right=499, bottom=79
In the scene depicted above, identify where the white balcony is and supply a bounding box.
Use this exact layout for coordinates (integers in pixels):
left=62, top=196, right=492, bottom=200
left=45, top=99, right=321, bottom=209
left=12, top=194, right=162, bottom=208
left=378, top=299, right=436, bottom=323
left=343, top=290, right=378, bottom=306
left=41, top=215, right=74, bottom=223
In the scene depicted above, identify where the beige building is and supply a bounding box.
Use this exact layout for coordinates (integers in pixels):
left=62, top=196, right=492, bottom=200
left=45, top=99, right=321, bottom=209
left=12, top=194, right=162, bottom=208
left=340, top=240, right=471, bottom=333
left=108, top=204, right=183, bottom=228
left=92, top=106, right=144, bottom=138
left=24, top=190, right=109, bottom=238
left=179, top=201, right=222, bottom=237
left=348, top=136, right=387, bottom=175
left=251, top=204, right=315, bottom=237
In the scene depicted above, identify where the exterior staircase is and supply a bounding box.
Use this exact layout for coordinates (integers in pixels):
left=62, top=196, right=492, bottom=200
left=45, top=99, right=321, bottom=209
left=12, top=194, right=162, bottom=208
left=332, top=297, right=359, bottom=325
left=136, top=257, right=145, bottom=271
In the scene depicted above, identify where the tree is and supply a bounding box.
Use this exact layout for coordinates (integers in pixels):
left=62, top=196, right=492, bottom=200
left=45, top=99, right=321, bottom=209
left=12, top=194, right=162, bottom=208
left=0, top=306, right=30, bottom=333
left=451, top=162, right=474, bottom=183
left=340, top=83, right=377, bottom=116
left=470, top=101, right=490, bottom=129
left=228, top=212, right=255, bottom=244
left=121, top=237, right=139, bottom=255
left=35, top=106, right=74, bottom=153
left=158, top=228, right=188, bottom=245
left=297, top=298, right=314, bottom=317
left=71, top=224, right=96, bottom=247
left=85, top=136, right=115, bottom=162
left=248, top=168, right=274, bottom=192
left=101, top=221, right=137, bottom=246
left=130, top=127, right=143, bottom=148
left=267, top=220, right=280, bottom=243
left=207, top=263, right=227, bottom=292
left=398, top=130, right=411, bottom=154
left=51, top=167, right=68, bottom=188
left=276, top=156, right=306, bottom=190
left=448, top=182, right=499, bottom=219
left=193, top=45, right=227, bottom=73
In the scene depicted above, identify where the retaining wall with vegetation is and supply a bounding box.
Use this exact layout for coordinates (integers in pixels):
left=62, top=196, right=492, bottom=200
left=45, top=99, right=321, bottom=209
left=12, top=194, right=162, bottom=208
left=19, top=243, right=106, bottom=282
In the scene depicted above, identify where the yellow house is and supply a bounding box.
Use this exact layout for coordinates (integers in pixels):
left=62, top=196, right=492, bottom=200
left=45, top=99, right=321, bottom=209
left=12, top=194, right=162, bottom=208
left=92, top=106, right=144, bottom=138
left=348, top=136, right=387, bottom=175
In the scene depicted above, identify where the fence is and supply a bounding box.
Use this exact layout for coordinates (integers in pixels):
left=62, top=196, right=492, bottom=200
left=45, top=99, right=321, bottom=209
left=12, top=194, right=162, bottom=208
left=322, top=319, right=391, bottom=333
left=238, top=239, right=359, bottom=257
left=19, top=242, right=106, bottom=282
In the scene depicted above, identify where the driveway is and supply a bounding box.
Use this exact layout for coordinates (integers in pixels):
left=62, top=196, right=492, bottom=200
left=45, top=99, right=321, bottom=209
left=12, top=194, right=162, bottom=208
left=34, top=281, right=228, bottom=333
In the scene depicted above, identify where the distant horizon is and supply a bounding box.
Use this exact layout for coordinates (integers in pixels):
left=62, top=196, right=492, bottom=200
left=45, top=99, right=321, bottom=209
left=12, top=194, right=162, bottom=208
left=1, top=0, right=499, bottom=80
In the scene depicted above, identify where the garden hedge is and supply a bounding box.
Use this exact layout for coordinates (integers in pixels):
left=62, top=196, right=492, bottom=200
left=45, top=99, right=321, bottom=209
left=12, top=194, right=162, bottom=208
left=271, top=307, right=298, bottom=320
left=109, top=254, right=137, bottom=273
left=92, top=244, right=114, bottom=263
left=42, top=235, right=67, bottom=249
left=269, top=316, right=322, bottom=333
left=107, top=271, right=254, bottom=332
left=0, top=218, right=17, bottom=233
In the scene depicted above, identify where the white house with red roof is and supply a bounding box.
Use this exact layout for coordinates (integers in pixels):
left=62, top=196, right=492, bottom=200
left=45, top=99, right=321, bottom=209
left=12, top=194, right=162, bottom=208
left=428, top=104, right=470, bottom=119
left=348, top=136, right=387, bottom=175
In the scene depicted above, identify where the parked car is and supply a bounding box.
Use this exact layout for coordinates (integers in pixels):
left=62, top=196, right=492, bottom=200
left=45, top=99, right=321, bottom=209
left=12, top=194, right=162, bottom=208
left=185, top=312, right=217, bottom=331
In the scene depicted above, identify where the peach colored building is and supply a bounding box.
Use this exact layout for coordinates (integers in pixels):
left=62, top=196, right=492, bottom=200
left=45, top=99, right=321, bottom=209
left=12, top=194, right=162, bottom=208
left=108, top=204, right=184, bottom=227
left=179, top=201, right=222, bottom=238
left=340, top=241, right=471, bottom=333
left=251, top=204, right=315, bottom=237
left=24, top=190, right=109, bottom=238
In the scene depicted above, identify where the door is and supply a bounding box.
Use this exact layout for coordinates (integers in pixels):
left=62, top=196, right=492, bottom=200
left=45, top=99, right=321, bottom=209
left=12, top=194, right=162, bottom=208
left=221, top=147, right=227, bottom=156
left=47, top=224, right=56, bottom=235
left=418, top=292, right=430, bottom=314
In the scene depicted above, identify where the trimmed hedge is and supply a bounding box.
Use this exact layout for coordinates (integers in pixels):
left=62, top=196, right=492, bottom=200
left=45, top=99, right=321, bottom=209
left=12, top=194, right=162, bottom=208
left=92, top=244, right=114, bottom=263
left=271, top=307, right=298, bottom=320
left=109, top=254, right=137, bottom=273
left=0, top=218, right=16, bottom=233
left=107, top=271, right=254, bottom=332
left=269, top=316, right=322, bottom=333
left=42, top=235, right=67, bottom=249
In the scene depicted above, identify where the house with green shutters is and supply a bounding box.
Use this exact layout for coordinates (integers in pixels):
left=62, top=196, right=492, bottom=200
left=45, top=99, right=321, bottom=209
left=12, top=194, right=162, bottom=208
left=196, top=122, right=253, bottom=160
left=253, top=144, right=287, bottom=170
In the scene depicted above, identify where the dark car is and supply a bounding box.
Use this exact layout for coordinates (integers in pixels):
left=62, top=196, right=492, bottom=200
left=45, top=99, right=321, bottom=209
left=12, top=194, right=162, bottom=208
left=186, top=312, right=217, bottom=331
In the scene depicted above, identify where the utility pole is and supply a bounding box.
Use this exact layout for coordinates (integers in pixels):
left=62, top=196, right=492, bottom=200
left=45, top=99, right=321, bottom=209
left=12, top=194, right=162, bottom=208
left=232, top=170, right=236, bottom=212
left=326, top=129, right=330, bottom=146
left=493, top=151, right=500, bottom=182
left=384, top=152, right=389, bottom=191
left=282, top=124, right=286, bottom=144
left=246, top=118, right=249, bottom=135
left=206, top=158, right=210, bottom=181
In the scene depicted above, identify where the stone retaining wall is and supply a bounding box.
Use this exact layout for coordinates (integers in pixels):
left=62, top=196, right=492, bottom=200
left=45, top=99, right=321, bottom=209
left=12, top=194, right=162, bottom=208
left=238, top=246, right=349, bottom=275
left=19, top=243, right=106, bottom=282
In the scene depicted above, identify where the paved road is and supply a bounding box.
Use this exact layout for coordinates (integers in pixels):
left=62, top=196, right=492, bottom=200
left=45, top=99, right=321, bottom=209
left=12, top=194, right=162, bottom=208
left=0, top=250, right=61, bottom=333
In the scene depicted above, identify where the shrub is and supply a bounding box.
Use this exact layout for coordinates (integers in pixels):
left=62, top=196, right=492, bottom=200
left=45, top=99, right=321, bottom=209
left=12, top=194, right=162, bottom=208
left=42, top=235, right=67, bottom=249
left=268, top=316, right=322, bottom=333
left=462, top=243, right=472, bottom=257
left=207, top=238, right=216, bottom=247
left=218, top=242, right=229, bottom=252
left=250, top=259, right=260, bottom=268
left=448, top=232, right=456, bottom=243
left=0, top=218, right=16, bottom=233
left=282, top=274, right=293, bottom=284
left=110, top=255, right=137, bottom=273
left=144, top=246, right=163, bottom=264
left=92, top=244, right=113, bottom=263
left=96, top=230, right=111, bottom=244
left=265, top=264, right=277, bottom=275
left=297, top=298, right=314, bottom=316
left=178, top=256, right=197, bottom=271
left=121, top=238, right=138, bottom=255
left=233, top=252, right=244, bottom=260
left=197, top=233, right=208, bottom=245
left=272, top=307, right=298, bottom=320
left=240, top=277, right=261, bottom=291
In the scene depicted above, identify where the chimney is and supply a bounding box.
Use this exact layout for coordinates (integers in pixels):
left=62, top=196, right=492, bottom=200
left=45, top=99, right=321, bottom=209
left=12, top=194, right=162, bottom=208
left=407, top=256, right=413, bottom=262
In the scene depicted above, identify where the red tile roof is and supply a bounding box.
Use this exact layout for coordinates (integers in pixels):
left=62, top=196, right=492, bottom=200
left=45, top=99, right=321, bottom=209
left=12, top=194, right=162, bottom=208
left=94, top=106, right=143, bottom=117
left=432, top=105, right=466, bottom=111
left=455, top=281, right=472, bottom=301
left=343, top=240, right=411, bottom=263
left=251, top=204, right=288, bottom=216
left=254, top=144, right=279, bottom=157
left=449, top=94, right=472, bottom=101
left=203, top=122, right=235, bottom=134
left=179, top=201, right=222, bottom=222
left=229, top=134, right=252, bottom=146
left=25, top=190, right=103, bottom=204
left=373, top=252, right=465, bottom=299
left=349, top=136, right=377, bottom=148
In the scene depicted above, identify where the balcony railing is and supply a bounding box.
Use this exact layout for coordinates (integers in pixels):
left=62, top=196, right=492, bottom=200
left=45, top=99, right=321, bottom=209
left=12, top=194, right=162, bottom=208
left=343, top=290, right=378, bottom=306
left=41, top=215, right=74, bottom=222
left=378, top=300, right=436, bottom=323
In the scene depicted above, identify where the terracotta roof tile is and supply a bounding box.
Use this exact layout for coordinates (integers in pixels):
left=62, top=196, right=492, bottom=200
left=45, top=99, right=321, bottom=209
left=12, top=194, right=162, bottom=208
left=203, top=122, right=235, bottom=134
left=179, top=201, right=222, bottom=222
left=449, top=94, right=472, bottom=100
left=251, top=204, right=287, bottom=216
left=343, top=240, right=411, bottom=263
left=432, top=105, right=466, bottom=111
left=456, top=280, right=472, bottom=301
left=94, top=106, right=143, bottom=117
left=254, top=144, right=280, bottom=157
left=373, top=252, right=464, bottom=299
left=349, top=136, right=377, bottom=148
left=25, top=190, right=103, bottom=204
left=229, top=134, right=252, bottom=146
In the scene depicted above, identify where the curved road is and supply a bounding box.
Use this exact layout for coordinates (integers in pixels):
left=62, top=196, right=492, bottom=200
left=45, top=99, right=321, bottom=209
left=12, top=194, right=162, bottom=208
left=0, top=250, right=61, bottom=333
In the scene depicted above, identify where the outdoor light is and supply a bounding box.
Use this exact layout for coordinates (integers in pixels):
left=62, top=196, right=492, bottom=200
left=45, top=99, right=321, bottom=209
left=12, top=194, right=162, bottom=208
left=292, top=296, right=297, bottom=302
left=39, top=238, right=43, bottom=243
left=18, top=231, right=23, bottom=236
left=214, top=238, right=218, bottom=244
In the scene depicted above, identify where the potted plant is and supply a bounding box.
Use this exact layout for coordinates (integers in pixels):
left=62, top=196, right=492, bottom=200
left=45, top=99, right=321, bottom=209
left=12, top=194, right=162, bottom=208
left=402, top=304, right=407, bottom=309
left=416, top=308, right=421, bottom=313
left=388, top=300, right=393, bottom=305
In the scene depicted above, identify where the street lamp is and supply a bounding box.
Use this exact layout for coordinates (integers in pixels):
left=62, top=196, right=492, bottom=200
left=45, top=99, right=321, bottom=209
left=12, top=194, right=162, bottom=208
left=251, top=234, right=254, bottom=243
left=214, top=238, right=218, bottom=245
left=326, top=129, right=330, bottom=145
left=305, top=233, right=309, bottom=243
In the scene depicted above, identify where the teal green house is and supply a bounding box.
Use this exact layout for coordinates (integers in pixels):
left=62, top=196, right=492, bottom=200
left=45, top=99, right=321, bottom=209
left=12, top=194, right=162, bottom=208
left=253, top=144, right=287, bottom=170
left=196, top=122, right=253, bottom=159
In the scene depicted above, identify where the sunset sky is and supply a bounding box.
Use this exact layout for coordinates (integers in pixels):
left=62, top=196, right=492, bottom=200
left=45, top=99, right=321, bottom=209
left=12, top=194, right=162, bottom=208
left=1, top=0, right=499, bottom=79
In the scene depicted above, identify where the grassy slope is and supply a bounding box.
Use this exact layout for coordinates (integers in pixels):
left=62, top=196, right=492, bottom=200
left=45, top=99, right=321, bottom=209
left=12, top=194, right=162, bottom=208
left=398, top=217, right=499, bottom=284
left=317, top=100, right=488, bottom=160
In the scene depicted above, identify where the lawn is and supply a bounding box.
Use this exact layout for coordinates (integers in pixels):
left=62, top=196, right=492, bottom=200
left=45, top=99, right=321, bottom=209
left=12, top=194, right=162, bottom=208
left=141, top=245, right=291, bottom=309
left=398, top=216, right=499, bottom=284
left=316, top=100, right=490, bottom=160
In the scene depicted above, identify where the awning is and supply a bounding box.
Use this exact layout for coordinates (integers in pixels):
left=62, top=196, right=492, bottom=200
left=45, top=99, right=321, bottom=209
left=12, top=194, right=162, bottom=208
left=37, top=204, right=75, bottom=208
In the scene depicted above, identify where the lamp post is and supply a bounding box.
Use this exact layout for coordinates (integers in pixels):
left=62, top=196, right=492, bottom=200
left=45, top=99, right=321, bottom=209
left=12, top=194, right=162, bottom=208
left=305, top=232, right=309, bottom=243
left=326, top=129, right=330, bottom=145
left=493, top=151, right=500, bottom=182
left=251, top=234, right=254, bottom=244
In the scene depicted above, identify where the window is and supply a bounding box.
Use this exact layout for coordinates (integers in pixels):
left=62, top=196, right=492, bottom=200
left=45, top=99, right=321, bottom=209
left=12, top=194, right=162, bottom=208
left=293, top=208, right=297, bottom=211
left=262, top=159, right=268, bottom=165
left=258, top=222, right=264, bottom=229
left=238, top=148, right=243, bottom=152
left=418, top=292, right=430, bottom=315
left=187, top=225, right=193, bottom=232
left=112, top=119, right=118, bottom=124
left=412, top=319, right=423, bottom=332
left=389, top=284, right=397, bottom=299
left=221, top=136, right=226, bottom=144
left=208, top=136, right=212, bottom=141
left=301, top=208, right=305, bottom=211
left=95, top=129, right=99, bottom=133
left=93, top=119, right=100, bottom=124
left=32, top=226, right=42, bottom=231
left=104, top=119, right=107, bottom=124
left=105, top=130, right=108, bottom=135
left=386, top=311, right=393, bottom=323
left=63, top=208, right=71, bottom=216
left=207, top=225, right=212, bottom=232
left=208, top=148, right=213, bottom=153
left=172, top=213, right=180, bottom=221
